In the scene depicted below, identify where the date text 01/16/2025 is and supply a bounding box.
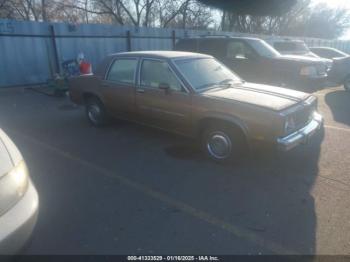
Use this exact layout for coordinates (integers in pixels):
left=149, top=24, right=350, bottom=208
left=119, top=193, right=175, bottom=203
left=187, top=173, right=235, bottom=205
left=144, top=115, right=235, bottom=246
left=127, top=256, right=220, bottom=261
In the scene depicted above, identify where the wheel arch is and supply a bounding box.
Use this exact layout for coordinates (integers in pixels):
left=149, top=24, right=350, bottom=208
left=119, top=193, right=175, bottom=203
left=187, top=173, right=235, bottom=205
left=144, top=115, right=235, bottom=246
left=196, top=113, right=251, bottom=149
left=82, top=92, right=104, bottom=104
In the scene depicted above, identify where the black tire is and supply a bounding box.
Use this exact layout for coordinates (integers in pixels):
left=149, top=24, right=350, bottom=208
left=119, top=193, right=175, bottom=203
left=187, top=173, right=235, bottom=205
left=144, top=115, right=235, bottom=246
left=85, top=96, right=109, bottom=127
left=344, top=76, right=350, bottom=91
left=201, top=122, right=246, bottom=163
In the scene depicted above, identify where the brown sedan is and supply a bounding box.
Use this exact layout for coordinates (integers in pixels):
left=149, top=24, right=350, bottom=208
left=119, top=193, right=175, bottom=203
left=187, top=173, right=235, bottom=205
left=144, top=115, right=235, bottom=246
left=69, top=51, right=323, bottom=162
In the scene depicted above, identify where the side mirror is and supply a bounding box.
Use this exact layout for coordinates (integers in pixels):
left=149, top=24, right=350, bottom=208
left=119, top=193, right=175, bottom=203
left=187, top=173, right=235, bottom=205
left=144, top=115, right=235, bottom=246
left=235, top=54, right=247, bottom=60
left=159, top=83, right=170, bottom=90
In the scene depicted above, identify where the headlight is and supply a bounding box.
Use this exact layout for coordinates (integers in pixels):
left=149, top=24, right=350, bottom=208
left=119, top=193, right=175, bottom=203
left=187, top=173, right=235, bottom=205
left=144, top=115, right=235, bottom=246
left=284, top=115, right=296, bottom=134
left=8, top=160, right=29, bottom=197
left=300, top=66, right=317, bottom=76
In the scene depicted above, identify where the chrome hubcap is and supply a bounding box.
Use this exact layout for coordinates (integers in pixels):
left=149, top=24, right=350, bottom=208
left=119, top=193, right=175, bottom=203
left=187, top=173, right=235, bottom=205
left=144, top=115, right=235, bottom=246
left=88, top=104, right=101, bottom=123
left=207, top=132, right=232, bottom=159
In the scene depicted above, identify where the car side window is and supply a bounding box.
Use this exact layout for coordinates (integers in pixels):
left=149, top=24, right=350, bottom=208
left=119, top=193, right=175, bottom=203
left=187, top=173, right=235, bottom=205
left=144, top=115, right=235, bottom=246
left=140, top=59, right=183, bottom=92
left=227, top=41, right=255, bottom=59
left=107, top=58, right=138, bottom=84
left=319, top=50, right=334, bottom=59
left=199, top=40, right=225, bottom=57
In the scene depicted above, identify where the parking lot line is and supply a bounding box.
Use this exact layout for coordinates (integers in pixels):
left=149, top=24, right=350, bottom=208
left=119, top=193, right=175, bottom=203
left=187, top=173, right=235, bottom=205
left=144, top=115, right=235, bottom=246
left=324, top=125, right=350, bottom=133
left=12, top=129, right=297, bottom=255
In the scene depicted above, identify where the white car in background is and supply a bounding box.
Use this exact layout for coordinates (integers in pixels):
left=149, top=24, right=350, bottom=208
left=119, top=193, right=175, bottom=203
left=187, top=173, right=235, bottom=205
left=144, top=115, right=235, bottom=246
left=0, top=129, right=38, bottom=254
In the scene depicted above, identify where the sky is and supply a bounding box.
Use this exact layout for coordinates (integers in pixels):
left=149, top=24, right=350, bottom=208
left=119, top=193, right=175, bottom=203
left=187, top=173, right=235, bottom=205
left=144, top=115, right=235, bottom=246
left=311, top=0, right=350, bottom=39
left=312, top=0, right=350, bottom=9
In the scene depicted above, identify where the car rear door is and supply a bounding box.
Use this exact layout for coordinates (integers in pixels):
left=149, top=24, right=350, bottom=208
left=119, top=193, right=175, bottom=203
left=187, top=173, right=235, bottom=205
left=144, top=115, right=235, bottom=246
left=135, top=58, right=192, bottom=135
left=101, top=57, right=139, bottom=118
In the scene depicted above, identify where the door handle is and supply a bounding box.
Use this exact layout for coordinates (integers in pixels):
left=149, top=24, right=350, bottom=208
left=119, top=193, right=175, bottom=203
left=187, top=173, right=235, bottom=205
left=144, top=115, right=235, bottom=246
left=137, top=89, right=145, bottom=93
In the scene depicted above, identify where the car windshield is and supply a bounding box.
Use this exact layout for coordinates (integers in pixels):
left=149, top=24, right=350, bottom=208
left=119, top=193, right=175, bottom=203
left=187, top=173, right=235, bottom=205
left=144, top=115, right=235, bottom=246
left=247, top=39, right=281, bottom=58
left=329, top=48, right=348, bottom=57
left=174, top=57, right=242, bottom=91
left=316, top=48, right=348, bottom=58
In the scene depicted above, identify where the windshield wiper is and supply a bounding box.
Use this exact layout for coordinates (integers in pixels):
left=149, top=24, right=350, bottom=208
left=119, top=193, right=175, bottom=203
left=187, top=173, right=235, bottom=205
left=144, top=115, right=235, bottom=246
left=197, top=79, right=243, bottom=91
left=218, top=79, right=243, bottom=88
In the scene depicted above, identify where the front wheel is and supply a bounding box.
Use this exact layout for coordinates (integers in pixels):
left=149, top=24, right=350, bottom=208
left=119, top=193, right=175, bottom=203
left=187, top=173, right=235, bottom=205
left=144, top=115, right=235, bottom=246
left=201, top=124, right=246, bottom=163
left=85, top=97, right=109, bottom=127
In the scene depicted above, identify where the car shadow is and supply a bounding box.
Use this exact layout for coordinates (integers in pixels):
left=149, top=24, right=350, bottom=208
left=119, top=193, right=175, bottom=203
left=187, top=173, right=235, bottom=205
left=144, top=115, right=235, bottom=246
left=0, top=88, right=326, bottom=255
left=325, top=89, right=350, bottom=126
left=162, top=126, right=324, bottom=255
left=74, top=105, right=324, bottom=255
left=164, top=143, right=204, bottom=161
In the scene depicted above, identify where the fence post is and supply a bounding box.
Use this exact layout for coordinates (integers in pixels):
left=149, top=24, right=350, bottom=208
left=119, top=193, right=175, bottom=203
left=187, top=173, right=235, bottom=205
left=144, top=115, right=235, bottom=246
left=126, top=30, right=131, bottom=51
left=49, top=24, right=60, bottom=75
left=172, top=30, right=176, bottom=49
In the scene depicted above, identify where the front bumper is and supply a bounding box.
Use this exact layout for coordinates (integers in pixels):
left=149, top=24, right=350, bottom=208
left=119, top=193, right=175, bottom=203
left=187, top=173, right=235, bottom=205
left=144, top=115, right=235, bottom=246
left=277, top=112, right=323, bottom=151
left=297, top=75, right=327, bottom=91
left=0, top=181, right=39, bottom=254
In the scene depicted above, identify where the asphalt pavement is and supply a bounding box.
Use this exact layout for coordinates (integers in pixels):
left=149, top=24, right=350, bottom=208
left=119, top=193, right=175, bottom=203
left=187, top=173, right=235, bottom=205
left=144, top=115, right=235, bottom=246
left=0, top=86, right=349, bottom=255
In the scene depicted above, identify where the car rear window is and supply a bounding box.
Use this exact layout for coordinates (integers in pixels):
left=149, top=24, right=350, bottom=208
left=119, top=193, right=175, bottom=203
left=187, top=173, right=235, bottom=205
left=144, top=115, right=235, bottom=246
left=107, top=58, right=138, bottom=84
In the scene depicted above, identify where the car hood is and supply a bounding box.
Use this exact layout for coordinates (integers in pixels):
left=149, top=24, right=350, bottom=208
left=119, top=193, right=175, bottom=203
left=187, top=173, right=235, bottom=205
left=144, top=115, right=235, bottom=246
left=0, top=129, right=26, bottom=216
left=276, top=54, right=329, bottom=64
left=202, top=82, right=310, bottom=111
left=333, top=56, right=350, bottom=62
left=280, top=51, right=320, bottom=58
left=0, top=129, right=22, bottom=178
left=0, top=138, right=13, bottom=178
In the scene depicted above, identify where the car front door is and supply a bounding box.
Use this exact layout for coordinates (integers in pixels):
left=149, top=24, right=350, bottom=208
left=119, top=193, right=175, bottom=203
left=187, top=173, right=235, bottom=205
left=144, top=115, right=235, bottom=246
left=135, top=58, right=192, bottom=135
left=101, top=57, right=138, bottom=118
left=221, top=40, right=262, bottom=82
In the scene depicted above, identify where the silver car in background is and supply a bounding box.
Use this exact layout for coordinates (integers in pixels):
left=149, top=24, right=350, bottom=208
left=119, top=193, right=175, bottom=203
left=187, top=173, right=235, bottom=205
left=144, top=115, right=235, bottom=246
left=0, top=129, right=39, bottom=254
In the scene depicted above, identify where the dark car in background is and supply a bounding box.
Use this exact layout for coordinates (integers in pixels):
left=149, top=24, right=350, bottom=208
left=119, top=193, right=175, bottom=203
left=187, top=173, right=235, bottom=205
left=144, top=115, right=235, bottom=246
left=310, top=47, right=350, bottom=90
left=175, top=36, right=328, bottom=92
left=268, top=39, right=318, bottom=57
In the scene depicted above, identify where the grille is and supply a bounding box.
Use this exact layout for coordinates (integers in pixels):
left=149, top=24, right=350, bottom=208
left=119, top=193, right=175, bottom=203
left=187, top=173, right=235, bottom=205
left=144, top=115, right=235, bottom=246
left=294, top=107, right=311, bottom=128
left=293, top=99, right=316, bottom=129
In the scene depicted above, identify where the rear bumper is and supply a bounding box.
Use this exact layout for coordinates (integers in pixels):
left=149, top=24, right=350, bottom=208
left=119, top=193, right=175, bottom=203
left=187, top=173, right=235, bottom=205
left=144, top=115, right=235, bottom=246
left=0, top=181, right=39, bottom=254
left=277, top=112, right=323, bottom=151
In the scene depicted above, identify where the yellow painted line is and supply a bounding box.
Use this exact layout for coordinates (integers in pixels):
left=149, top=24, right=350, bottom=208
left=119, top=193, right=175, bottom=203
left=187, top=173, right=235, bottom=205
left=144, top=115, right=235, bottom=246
left=324, top=125, right=350, bottom=133
left=13, top=130, right=297, bottom=255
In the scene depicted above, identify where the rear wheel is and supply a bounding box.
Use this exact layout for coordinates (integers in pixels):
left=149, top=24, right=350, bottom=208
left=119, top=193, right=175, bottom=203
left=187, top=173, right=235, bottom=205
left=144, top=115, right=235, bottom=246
left=85, top=97, right=109, bottom=127
left=201, top=123, right=246, bottom=163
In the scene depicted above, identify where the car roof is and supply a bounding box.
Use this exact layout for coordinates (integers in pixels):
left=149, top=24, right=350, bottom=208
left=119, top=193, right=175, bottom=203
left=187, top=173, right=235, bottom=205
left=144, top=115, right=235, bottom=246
left=268, top=38, right=305, bottom=43
left=110, top=51, right=212, bottom=59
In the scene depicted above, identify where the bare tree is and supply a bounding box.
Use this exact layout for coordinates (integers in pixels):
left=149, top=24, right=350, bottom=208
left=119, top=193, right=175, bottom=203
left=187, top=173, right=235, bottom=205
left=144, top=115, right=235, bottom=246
left=161, top=0, right=214, bottom=29
left=0, top=0, right=217, bottom=31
